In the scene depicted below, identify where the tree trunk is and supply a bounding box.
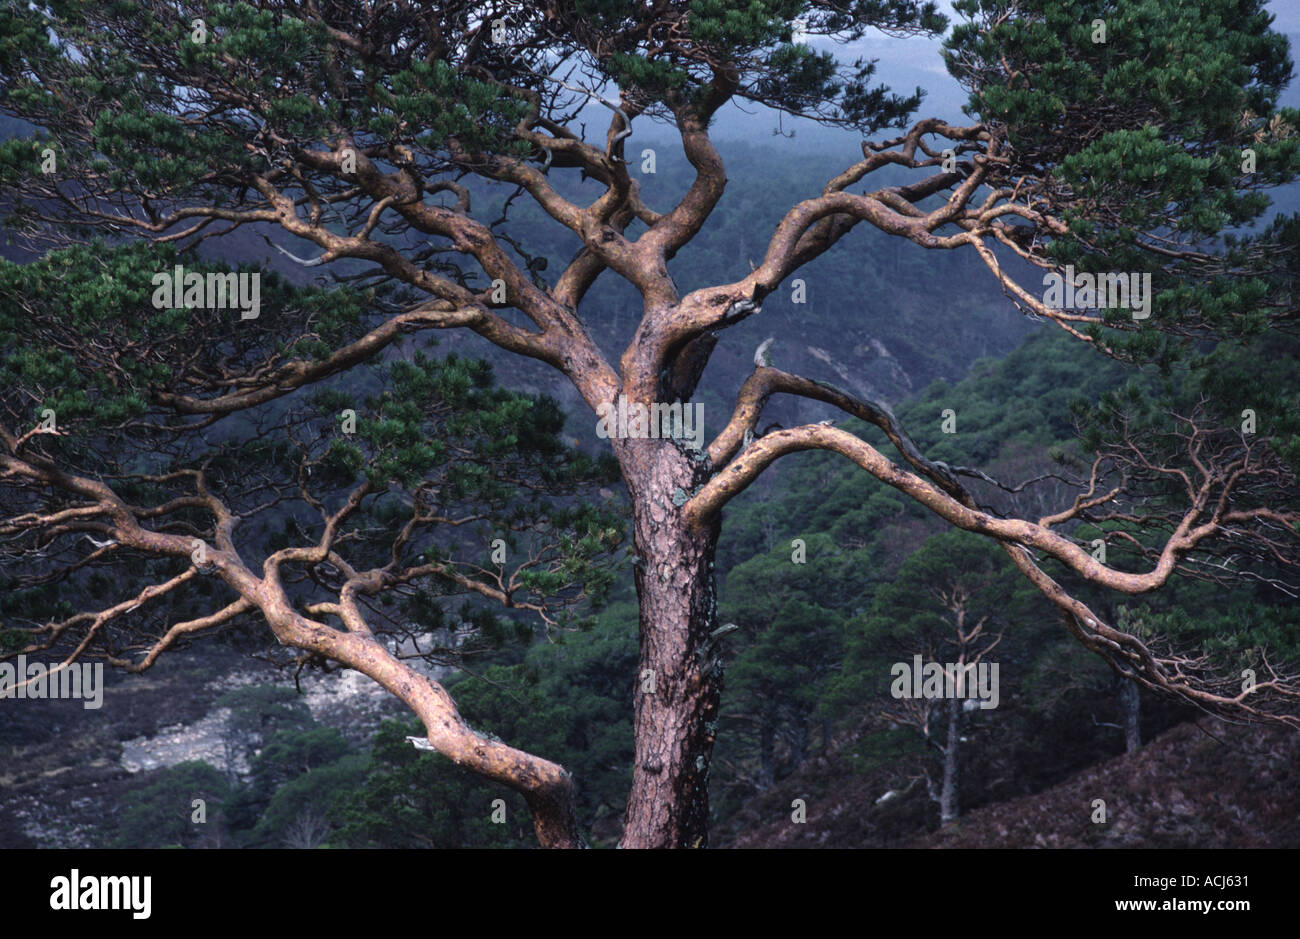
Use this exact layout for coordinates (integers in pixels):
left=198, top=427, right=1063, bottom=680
left=939, top=693, right=960, bottom=826
left=618, top=439, right=722, bottom=848
left=1118, top=677, right=1141, bottom=753
left=788, top=717, right=808, bottom=771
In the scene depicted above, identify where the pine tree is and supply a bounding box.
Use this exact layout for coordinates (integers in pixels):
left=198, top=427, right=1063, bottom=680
left=2, top=0, right=1299, bottom=846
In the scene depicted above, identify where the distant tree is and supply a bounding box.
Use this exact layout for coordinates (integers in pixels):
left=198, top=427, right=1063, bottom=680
left=717, top=534, right=858, bottom=791
left=223, top=722, right=357, bottom=841
left=282, top=806, right=335, bottom=850
left=251, top=751, right=368, bottom=848
left=831, top=532, right=1034, bottom=824
left=215, top=685, right=317, bottom=783
left=3, top=0, right=1299, bottom=847
left=113, top=761, right=232, bottom=849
